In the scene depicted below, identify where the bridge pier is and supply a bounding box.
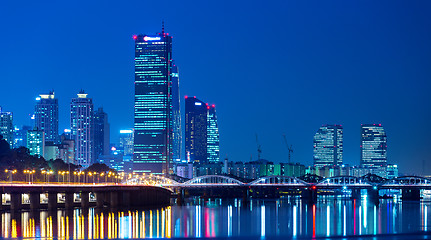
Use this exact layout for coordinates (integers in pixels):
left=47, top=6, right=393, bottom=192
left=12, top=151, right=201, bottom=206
left=367, top=188, right=380, bottom=204
left=30, top=192, right=41, bottom=210
left=110, top=191, right=119, bottom=208
left=10, top=192, right=22, bottom=211
left=96, top=191, right=105, bottom=208
left=48, top=192, right=58, bottom=210
left=351, top=189, right=361, bottom=199
left=81, top=191, right=90, bottom=208
left=302, top=188, right=317, bottom=204
left=65, top=191, right=74, bottom=209
left=402, top=189, right=421, bottom=201
left=176, top=188, right=184, bottom=206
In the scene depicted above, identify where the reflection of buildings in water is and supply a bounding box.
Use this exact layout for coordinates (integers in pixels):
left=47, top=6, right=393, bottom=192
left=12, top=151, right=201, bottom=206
left=0, top=201, right=430, bottom=238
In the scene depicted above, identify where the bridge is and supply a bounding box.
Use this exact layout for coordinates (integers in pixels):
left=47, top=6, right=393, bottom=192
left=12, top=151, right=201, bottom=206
left=0, top=183, right=171, bottom=211
left=127, top=174, right=431, bottom=202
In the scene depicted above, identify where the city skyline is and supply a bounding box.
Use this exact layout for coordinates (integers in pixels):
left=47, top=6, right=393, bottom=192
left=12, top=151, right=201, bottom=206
left=0, top=1, right=430, bottom=174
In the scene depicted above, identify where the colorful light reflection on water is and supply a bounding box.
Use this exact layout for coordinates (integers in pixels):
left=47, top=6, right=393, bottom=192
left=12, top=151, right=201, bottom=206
left=1, top=197, right=430, bottom=238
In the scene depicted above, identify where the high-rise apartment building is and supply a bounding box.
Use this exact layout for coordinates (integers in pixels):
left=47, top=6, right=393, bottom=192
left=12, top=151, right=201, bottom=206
left=171, top=64, right=182, bottom=163
left=35, top=91, right=59, bottom=143
left=71, top=91, right=94, bottom=168
left=94, top=107, right=110, bottom=160
left=133, top=30, right=173, bottom=174
left=207, top=104, right=220, bottom=163
left=0, top=107, right=13, bottom=148
left=185, top=97, right=208, bottom=164
left=360, top=124, right=387, bottom=169
left=27, top=128, right=45, bottom=156
left=313, top=124, right=343, bottom=167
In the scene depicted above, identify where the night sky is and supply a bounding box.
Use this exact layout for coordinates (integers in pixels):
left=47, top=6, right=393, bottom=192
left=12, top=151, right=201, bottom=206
left=0, top=1, right=430, bottom=174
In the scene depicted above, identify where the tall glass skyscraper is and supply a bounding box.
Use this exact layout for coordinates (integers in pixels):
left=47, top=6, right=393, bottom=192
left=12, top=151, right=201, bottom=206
left=207, top=104, right=220, bottom=163
left=71, top=91, right=94, bottom=168
left=133, top=31, right=173, bottom=174
left=35, top=91, right=59, bottom=144
left=0, top=107, right=13, bottom=148
left=185, top=97, right=208, bottom=164
left=313, top=124, right=343, bottom=167
left=360, top=124, right=387, bottom=169
left=171, top=64, right=182, bottom=163
left=94, top=107, right=110, bottom=160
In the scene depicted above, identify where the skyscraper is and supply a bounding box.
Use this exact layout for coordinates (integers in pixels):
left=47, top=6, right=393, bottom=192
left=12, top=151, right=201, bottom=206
left=119, top=129, right=134, bottom=156
left=94, top=107, right=110, bottom=160
left=360, top=124, right=387, bottom=169
left=71, top=91, right=94, bottom=168
left=171, top=64, right=182, bottom=163
left=313, top=124, right=343, bottom=167
left=27, top=128, right=45, bottom=156
left=0, top=107, right=13, bottom=148
left=133, top=29, right=173, bottom=174
left=185, top=97, right=208, bottom=164
left=207, top=104, right=220, bottom=163
left=35, top=91, right=59, bottom=143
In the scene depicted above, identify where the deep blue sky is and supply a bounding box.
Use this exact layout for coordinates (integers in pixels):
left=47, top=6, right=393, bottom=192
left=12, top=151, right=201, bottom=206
left=0, top=1, right=430, bottom=174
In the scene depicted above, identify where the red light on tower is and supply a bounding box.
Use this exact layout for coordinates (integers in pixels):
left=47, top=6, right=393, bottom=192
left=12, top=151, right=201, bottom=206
left=212, top=104, right=215, bottom=108
left=185, top=95, right=188, bottom=99
left=133, top=35, right=137, bottom=40
left=207, top=106, right=210, bottom=110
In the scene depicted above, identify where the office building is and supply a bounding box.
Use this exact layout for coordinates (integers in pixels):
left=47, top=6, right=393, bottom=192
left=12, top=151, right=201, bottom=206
left=0, top=107, right=13, bottom=148
left=185, top=97, right=208, bottom=164
left=13, top=125, right=31, bottom=148
left=171, top=64, right=182, bottom=162
left=94, top=107, right=110, bottom=160
left=71, top=91, right=94, bottom=168
left=27, top=128, right=45, bottom=156
left=207, top=104, right=220, bottom=163
left=313, top=124, right=343, bottom=167
left=360, top=124, right=387, bottom=169
left=119, top=129, right=134, bottom=156
left=133, top=30, right=173, bottom=174
left=35, top=91, right=59, bottom=143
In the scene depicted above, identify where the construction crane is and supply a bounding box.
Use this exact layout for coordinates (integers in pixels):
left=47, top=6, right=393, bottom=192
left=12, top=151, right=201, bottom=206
left=283, top=134, right=293, bottom=163
left=256, top=134, right=262, bottom=160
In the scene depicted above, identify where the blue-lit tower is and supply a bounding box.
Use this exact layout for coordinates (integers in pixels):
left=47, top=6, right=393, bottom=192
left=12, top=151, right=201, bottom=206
left=185, top=96, right=207, bottom=164
left=35, top=91, right=59, bottom=144
left=133, top=29, right=173, bottom=174
left=71, top=91, right=94, bottom=168
left=313, top=124, right=343, bottom=167
left=207, top=104, right=220, bottom=163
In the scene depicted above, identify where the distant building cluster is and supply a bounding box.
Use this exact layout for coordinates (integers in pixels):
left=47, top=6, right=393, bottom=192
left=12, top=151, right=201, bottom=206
left=1, top=91, right=110, bottom=168
left=0, top=27, right=399, bottom=180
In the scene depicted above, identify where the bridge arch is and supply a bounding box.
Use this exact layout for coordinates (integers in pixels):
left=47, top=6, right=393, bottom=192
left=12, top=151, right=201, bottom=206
left=317, top=176, right=366, bottom=186
left=184, top=175, right=244, bottom=185
left=250, top=175, right=308, bottom=185
left=383, top=176, right=431, bottom=186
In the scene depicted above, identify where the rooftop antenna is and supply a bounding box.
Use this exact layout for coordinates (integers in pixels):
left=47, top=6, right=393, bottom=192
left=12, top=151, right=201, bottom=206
left=283, top=134, right=293, bottom=164
left=162, top=20, right=165, bottom=34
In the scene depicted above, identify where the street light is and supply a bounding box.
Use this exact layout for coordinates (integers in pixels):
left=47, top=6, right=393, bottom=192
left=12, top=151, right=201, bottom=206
left=5, top=169, right=17, bottom=183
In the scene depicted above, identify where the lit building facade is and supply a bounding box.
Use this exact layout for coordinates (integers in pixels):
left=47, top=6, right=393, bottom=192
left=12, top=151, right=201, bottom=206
left=207, top=104, right=220, bottom=163
left=0, top=107, right=13, bottom=148
left=35, top=91, right=59, bottom=143
left=27, top=128, right=45, bottom=156
left=171, top=64, right=182, bottom=163
left=94, top=107, right=110, bottom=160
left=313, top=124, right=343, bottom=167
left=70, top=91, right=94, bottom=168
left=360, top=124, right=387, bottom=169
left=185, top=97, right=207, bottom=164
left=13, top=125, right=31, bottom=148
left=119, top=129, right=134, bottom=156
left=133, top=31, right=173, bottom=174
